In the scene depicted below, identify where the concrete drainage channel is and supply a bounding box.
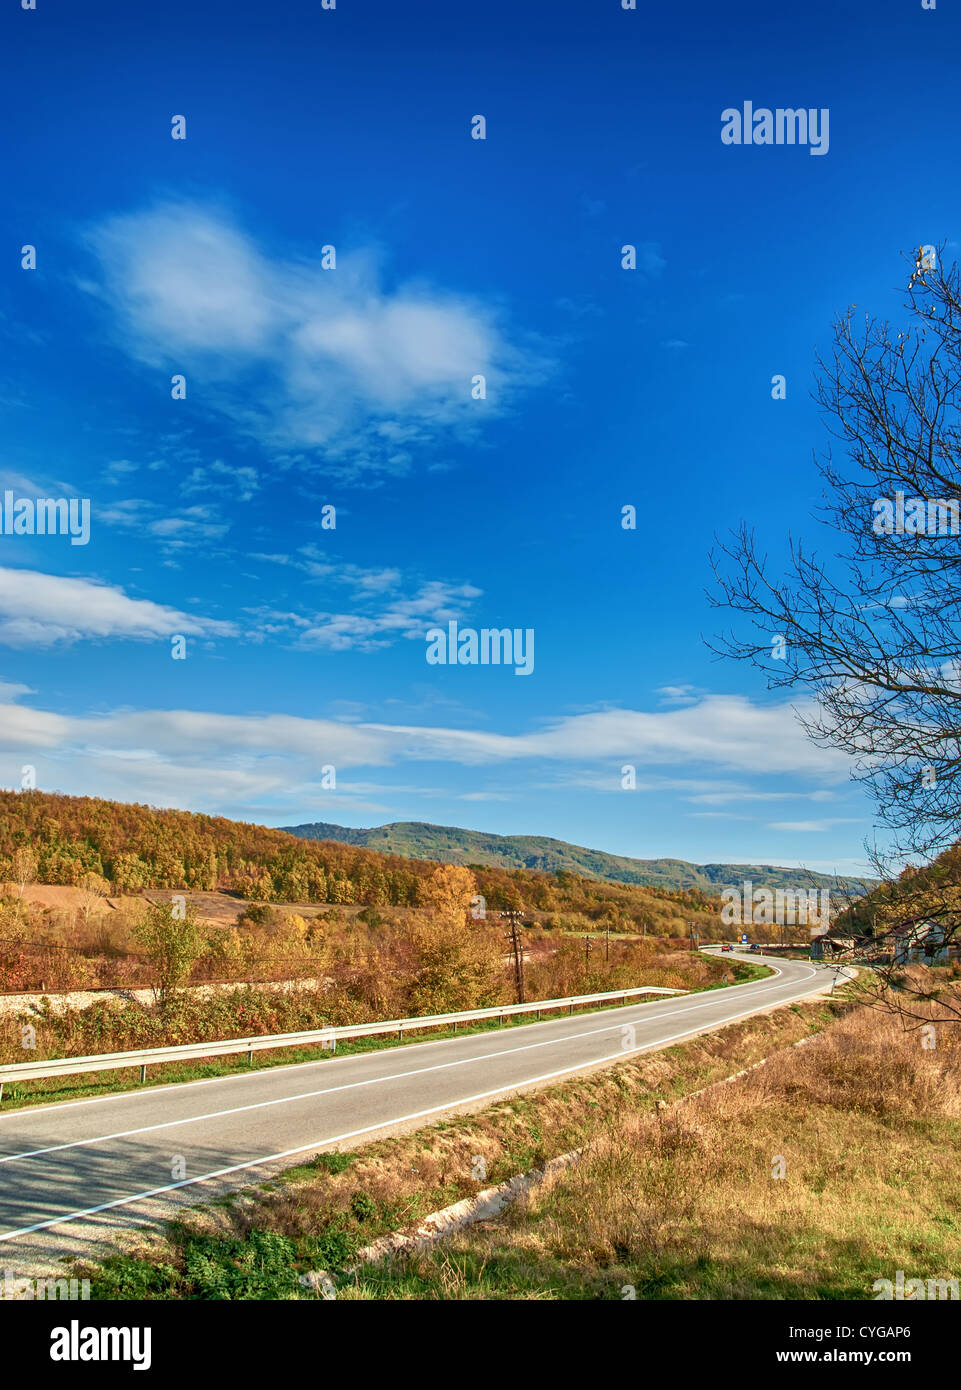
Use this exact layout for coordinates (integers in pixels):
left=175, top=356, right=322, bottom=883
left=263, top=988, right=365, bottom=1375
left=357, top=1152, right=580, bottom=1265
left=301, top=976, right=856, bottom=1297
left=298, top=1151, right=583, bottom=1298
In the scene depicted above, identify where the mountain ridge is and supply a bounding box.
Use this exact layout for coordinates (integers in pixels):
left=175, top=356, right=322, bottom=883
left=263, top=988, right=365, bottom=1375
left=280, top=819, right=871, bottom=895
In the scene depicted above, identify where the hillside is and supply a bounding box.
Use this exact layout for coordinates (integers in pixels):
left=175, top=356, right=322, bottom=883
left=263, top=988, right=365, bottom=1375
left=0, top=790, right=718, bottom=938
left=281, top=819, right=870, bottom=895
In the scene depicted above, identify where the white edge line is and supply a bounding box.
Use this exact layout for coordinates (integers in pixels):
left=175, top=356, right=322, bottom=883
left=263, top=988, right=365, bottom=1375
left=0, top=967, right=806, bottom=1164
left=0, top=965, right=823, bottom=1243
left=0, top=961, right=792, bottom=1122
left=0, top=967, right=805, bottom=1162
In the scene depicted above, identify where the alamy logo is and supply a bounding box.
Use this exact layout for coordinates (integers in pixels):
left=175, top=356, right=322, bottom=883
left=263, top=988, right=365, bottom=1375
left=872, top=491, right=960, bottom=536
left=426, top=620, right=534, bottom=676
left=49, top=1320, right=152, bottom=1370
left=1, top=1269, right=90, bottom=1300
left=721, top=880, right=830, bottom=928
left=0, top=490, right=90, bottom=545
left=721, top=102, right=830, bottom=156
left=873, top=1270, right=959, bottom=1300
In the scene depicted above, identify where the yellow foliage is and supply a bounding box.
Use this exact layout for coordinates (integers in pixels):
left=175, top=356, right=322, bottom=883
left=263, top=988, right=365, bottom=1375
left=283, top=913, right=310, bottom=941
left=419, top=864, right=477, bottom=927
left=408, top=909, right=502, bottom=1015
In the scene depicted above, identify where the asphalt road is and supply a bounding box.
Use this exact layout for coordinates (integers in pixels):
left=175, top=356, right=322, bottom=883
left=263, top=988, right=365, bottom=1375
left=0, top=951, right=835, bottom=1273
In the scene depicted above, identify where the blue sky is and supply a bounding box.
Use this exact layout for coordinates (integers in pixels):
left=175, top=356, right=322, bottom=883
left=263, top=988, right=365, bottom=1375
left=1, top=0, right=957, bottom=875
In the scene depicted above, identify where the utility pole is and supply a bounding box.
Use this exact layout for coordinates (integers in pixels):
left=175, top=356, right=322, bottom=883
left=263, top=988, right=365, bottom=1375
left=585, top=935, right=594, bottom=973
left=500, top=910, right=526, bottom=1004
left=605, top=921, right=610, bottom=962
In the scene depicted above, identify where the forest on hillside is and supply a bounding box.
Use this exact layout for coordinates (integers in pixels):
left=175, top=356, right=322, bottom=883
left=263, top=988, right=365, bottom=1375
left=0, top=790, right=718, bottom=937
left=284, top=819, right=863, bottom=894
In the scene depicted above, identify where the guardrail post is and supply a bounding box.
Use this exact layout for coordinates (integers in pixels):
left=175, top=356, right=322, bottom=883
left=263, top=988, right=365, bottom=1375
left=0, top=984, right=690, bottom=1095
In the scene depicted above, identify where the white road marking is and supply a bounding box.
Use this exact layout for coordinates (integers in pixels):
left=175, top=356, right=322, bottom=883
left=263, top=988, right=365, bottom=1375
left=0, top=964, right=823, bottom=1243
left=0, top=968, right=806, bottom=1165
left=0, top=963, right=796, bottom=1124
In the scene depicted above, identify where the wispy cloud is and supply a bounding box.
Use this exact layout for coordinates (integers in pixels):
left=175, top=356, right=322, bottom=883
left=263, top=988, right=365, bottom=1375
left=84, top=201, right=545, bottom=473
left=182, top=460, right=260, bottom=503
left=0, top=568, right=235, bottom=647
left=250, top=553, right=482, bottom=652
left=656, top=683, right=702, bottom=707
left=689, top=788, right=836, bottom=806
left=100, top=498, right=230, bottom=549
left=768, top=818, right=862, bottom=833
left=0, top=687, right=853, bottom=815
left=104, top=459, right=139, bottom=481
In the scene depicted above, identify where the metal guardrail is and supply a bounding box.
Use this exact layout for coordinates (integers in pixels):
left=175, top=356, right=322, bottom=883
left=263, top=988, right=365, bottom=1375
left=0, top=984, right=685, bottom=1099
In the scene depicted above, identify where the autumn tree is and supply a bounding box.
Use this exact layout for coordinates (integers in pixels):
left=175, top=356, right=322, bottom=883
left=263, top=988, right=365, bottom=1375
left=407, top=864, right=502, bottom=1013
left=407, top=912, right=502, bottom=1015
left=0, top=899, right=28, bottom=966
left=418, top=864, right=477, bottom=925
left=134, top=899, right=207, bottom=1010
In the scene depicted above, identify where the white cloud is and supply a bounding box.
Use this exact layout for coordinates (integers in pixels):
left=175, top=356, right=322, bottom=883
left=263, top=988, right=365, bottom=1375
left=656, top=684, right=702, bottom=707
left=689, top=788, right=836, bottom=806
left=0, top=568, right=236, bottom=647
left=104, top=459, right=139, bottom=480
left=768, top=818, right=862, bottom=833
left=250, top=554, right=482, bottom=651
left=0, top=678, right=32, bottom=701
left=0, top=687, right=854, bottom=821
left=182, top=461, right=260, bottom=502
left=85, top=202, right=542, bottom=469
left=100, top=497, right=230, bottom=548
left=368, top=697, right=852, bottom=775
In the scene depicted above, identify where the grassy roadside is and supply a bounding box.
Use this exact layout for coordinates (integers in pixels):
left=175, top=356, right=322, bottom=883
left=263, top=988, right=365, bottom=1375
left=0, top=958, right=773, bottom=1114
left=73, top=974, right=842, bottom=1300
left=348, top=978, right=961, bottom=1300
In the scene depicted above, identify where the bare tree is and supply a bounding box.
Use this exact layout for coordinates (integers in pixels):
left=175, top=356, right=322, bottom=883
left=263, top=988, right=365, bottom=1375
left=712, top=247, right=961, bottom=866
left=77, top=871, right=110, bottom=930
left=710, top=246, right=961, bottom=1016
left=10, top=847, right=38, bottom=902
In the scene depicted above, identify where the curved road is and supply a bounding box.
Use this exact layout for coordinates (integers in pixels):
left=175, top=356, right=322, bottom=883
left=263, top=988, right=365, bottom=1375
left=0, top=951, right=834, bottom=1273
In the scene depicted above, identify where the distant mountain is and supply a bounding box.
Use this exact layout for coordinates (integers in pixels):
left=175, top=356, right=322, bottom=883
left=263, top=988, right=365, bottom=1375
left=280, top=820, right=872, bottom=896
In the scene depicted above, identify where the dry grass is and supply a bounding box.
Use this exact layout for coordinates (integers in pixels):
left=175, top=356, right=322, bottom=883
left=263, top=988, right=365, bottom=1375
left=346, top=981, right=961, bottom=1299
left=78, top=991, right=832, bottom=1298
